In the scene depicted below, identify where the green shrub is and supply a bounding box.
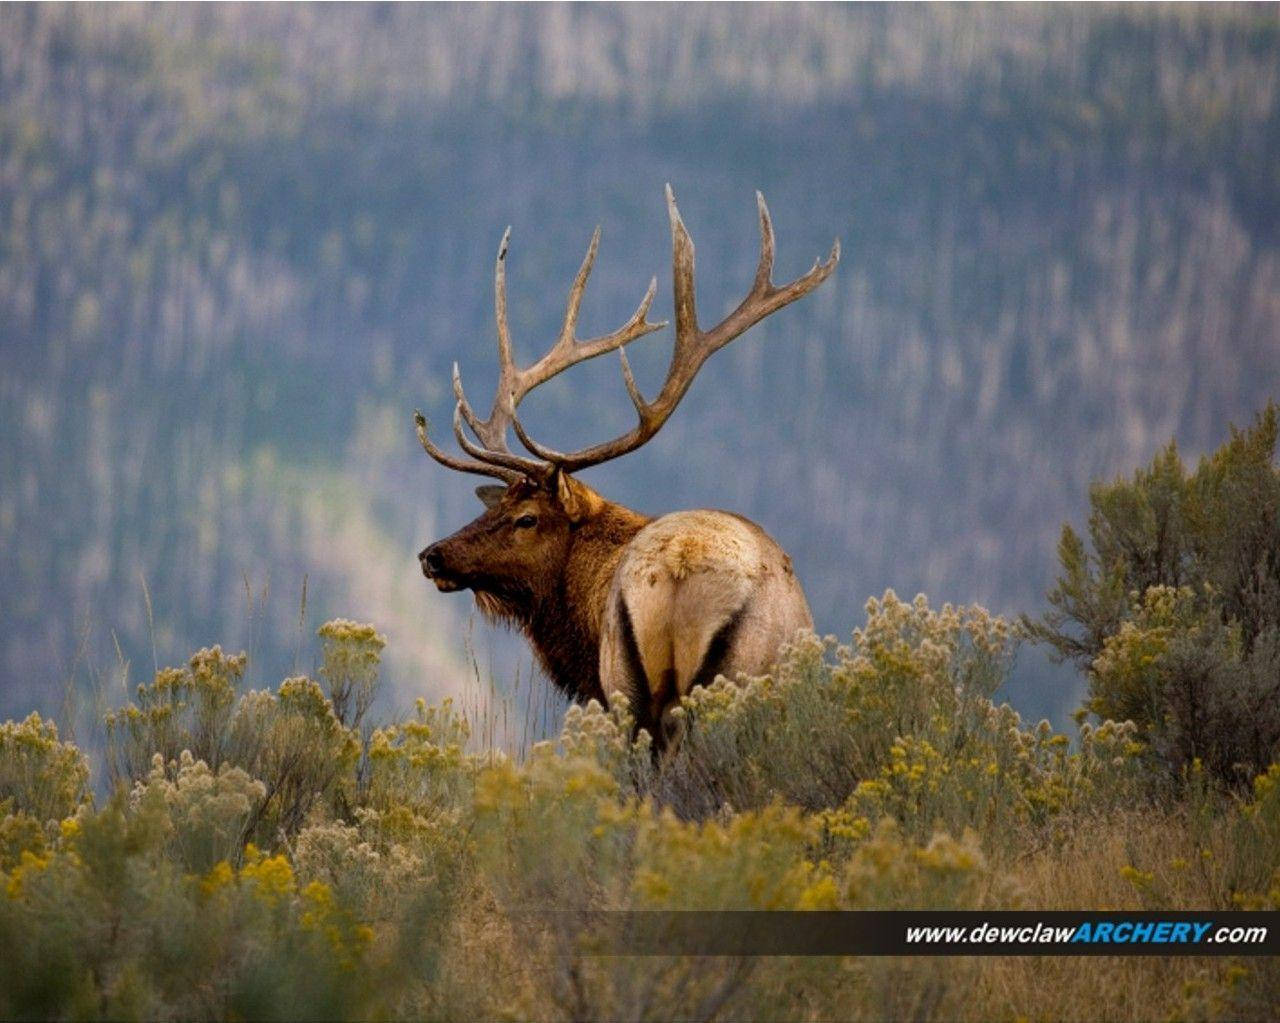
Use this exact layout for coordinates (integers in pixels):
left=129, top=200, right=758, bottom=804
left=0, top=802, right=380, bottom=1020
left=105, top=645, right=243, bottom=786
left=225, top=676, right=360, bottom=845
left=0, top=713, right=89, bottom=870
left=1089, top=585, right=1280, bottom=781
left=131, top=751, right=265, bottom=874
left=1026, top=404, right=1280, bottom=783
left=365, top=696, right=474, bottom=815
left=317, top=619, right=385, bottom=731
left=0, top=602, right=1275, bottom=1020
left=619, top=593, right=1143, bottom=855
left=647, top=594, right=1019, bottom=818
left=0, top=712, right=88, bottom=824
left=104, top=621, right=386, bottom=845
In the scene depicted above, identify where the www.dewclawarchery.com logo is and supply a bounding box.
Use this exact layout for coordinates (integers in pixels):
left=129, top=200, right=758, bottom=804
left=543, top=911, right=1280, bottom=957
left=909, top=917, right=1270, bottom=951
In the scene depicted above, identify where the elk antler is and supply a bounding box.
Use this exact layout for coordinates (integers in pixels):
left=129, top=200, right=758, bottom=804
left=416, top=225, right=666, bottom=482
left=510, top=186, right=840, bottom=473
left=417, top=186, right=839, bottom=483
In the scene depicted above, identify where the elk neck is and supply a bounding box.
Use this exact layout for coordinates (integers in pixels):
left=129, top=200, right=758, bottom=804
left=524, top=498, right=650, bottom=705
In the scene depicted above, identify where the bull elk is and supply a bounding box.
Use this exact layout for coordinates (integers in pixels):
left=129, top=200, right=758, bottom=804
left=416, top=186, right=838, bottom=745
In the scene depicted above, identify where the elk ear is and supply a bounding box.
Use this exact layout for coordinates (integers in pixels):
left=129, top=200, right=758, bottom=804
left=549, top=469, right=602, bottom=524
left=475, top=484, right=506, bottom=509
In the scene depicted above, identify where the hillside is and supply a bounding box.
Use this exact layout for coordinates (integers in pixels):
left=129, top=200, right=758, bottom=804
left=1, top=4, right=1278, bottom=728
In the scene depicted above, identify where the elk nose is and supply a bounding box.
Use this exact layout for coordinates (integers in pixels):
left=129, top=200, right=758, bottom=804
left=419, top=545, right=445, bottom=577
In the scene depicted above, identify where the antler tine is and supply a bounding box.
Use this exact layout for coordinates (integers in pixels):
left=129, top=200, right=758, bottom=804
left=558, top=226, right=601, bottom=347
left=667, top=183, right=699, bottom=359
left=478, top=226, right=521, bottom=450
left=510, top=411, right=567, bottom=464
left=690, top=186, right=839, bottom=365
left=432, top=228, right=525, bottom=460
left=451, top=402, right=545, bottom=476
left=451, top=361, right=487, bottom=439
left=414, top=410, right=519, bottom=483
left=617, top=346, right=648, bottom=418
left=753, top=189, right=775, bottom=293
left=511, top=185, right=840, bottom=475
left=508, top=274, right=666, bottom=462
left=493, top=228, right=516, bottom=393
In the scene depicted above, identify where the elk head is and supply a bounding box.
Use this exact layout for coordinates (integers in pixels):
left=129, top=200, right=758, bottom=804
left=418, top=471, right=603, bottom=618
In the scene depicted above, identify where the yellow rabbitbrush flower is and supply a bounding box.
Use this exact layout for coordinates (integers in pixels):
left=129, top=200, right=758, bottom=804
left=844, top=820, right=996, bottom=910
left=317, top=619, right=386, bottom=729
left=0, top=812, right=47, bottom=872
left=366, top=696, right=476, bottom=815
left=301, top=878, right=336, bottom=916
left=559, top=696, right=653, bottom=789
left=473, top=758, right=527, bottom=815
left=200, top=848, right=378, bottom=971
left=241, top=846, right=295, bottom=904
left=815, top=805, right=871, bottom=846
left=1247, top=762, right=1280, bottom=824
left=1226, top=763, right=1280, bottom=908
left=1119, top=864, right=1155, bottom=889
left=914, top=831, right=985, bottom=875
left=132, top=750, right=265, bottom=874
left=316, top=618, right=386, bottom=651
left=796, top=872, right=841, bottom=910
left=631, top=803, right=827, bottom=910
left=199, top=859, right=234, bottom=897
left=4, top=847, right=51, bottom=898
left=105, top=646, right=243, bottom=786
left=298, top=878, right=373, bottom=969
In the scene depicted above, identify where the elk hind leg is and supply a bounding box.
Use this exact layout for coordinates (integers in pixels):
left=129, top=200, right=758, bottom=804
left=607, top=593, right=676, bottom=748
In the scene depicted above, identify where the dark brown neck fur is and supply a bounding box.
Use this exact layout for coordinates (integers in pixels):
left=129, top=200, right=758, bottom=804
left=477, top=500, right=649, bottom=704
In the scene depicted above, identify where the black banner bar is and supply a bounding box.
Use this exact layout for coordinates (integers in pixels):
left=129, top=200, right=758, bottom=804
left=525, top=911, right=1280, bottom=956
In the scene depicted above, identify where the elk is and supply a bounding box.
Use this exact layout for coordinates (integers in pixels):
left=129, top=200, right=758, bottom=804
left=416, top=186, right=838, bottom=744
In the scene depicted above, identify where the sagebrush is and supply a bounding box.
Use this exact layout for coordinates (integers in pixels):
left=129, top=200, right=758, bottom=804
left=2, top=596, right=1277, bottom=1020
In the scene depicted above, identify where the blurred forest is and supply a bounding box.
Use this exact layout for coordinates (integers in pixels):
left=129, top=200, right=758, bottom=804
left=1, top=4, right=1278, bottom=732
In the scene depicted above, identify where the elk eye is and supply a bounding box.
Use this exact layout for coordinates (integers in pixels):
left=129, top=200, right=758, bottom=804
left=513, top=514, right=538, bottom=529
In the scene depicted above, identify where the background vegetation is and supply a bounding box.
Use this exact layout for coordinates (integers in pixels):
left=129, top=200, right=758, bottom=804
left=3, top=4, right=1279, bottom=738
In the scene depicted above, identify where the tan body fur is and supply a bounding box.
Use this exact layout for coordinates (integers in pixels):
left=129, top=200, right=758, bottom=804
left=600, top=510, right=812, bottom=734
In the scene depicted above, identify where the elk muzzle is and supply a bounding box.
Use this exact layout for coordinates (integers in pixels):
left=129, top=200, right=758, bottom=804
left=418, top=542, right=464, bottom=592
